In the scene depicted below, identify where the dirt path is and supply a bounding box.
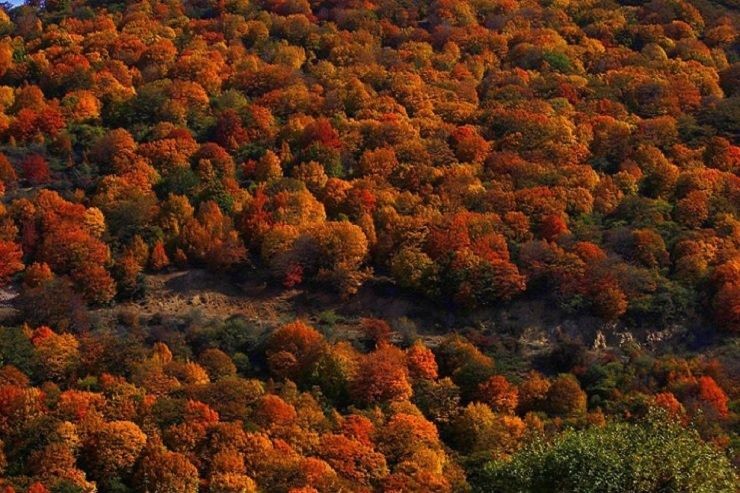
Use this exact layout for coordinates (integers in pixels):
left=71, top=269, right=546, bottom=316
left=132, top=270, right=293, bottom=322
left=84, top=269, right=716, bottom=361
left=93, top=269, right=464, bottom=347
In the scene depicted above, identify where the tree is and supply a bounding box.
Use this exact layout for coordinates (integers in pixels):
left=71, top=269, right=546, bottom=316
left=631, top=229, right=668, bottom=268
left=436, top=335, right=495, bottom=400
left=214, top=109, right=248, bottom=151
left=21, top=155, right=51, bottom=186
left=358, top=318, right=391, bottom=349
left=450, top=125, right=490, bottom=163
left=83, top=420, right=147, bottom=480
left=254, top=150, right=283, bottom=182
left=0, top=41, right=12, bottom=78
left=17, top=275, right=89, bottom=332
left=0, top=154, right=17, bottom=187
left=695, top=376, right=729, bottom=418
left=291, top=161, right=328, bottom=195
left=450, top=402, right=525, bottom=456
left=181, top=201, right=246, bottom=271
left=265, top=320, right=324, bottom=381
left=32, top=327, right=79, bottom=382
left=635, top=146, right=679, bottom=198
left=475, top=416, right=737, bottom=493
left=478, top=376, right=519, bottom=415
left=199, top=348, right=237, bottom=380
left=209, top=472, right=257, bottom=493
left=351, top=344, right=412, bottom=406
left=356, top=147, right=398, bottom=179
left=391, top=248, right=436, bottom=292
left=318, top=434, right=388, bottom=486
left=0, top=240, right=23, bottom=286
left=711, top=260, right=739, bottom=333
left=412, top=377, right=461, bottom=424
left=191, top=142, right=234, bottom=180
left=208, top=449, right=257, bottom=493
left=136, top=447, right=199, bottom=493
left=406, top=341, right=438, bottom=380
left=589, top=277, right=628, bottom=320
left=703, top=137, right=739, bottom=173
left=0, top=1, right=736, bottom=490
left=546, top=374, right=587, bottom=417
left=377, top=412, right=441, bottom=464
left=307, top=341, right=359, bottom=404
left=339, top=414, right=375, bottom=446
left=298, top=221, right=369, bottom=296
left=252, top=394, right=297, bottom=429
left=675, top=190, right=710, bottom=228
left=61, top=90, right=101, bottom=122
left=538, top=214, right=569, bottom=242
left=149, top=241, right=170, bottom=271
left=653, top=392, right=685, bottom=420
left=32, top=191, right=116, bottom=304
left=116, top=249, right=144, bottom=297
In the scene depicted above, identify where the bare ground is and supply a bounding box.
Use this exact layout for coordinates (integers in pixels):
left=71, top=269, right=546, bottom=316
left=89, top=268, right=677, bottom=355
left=95, top=269, right=454, bottom=347
left=3, top=268, right=736, bottom=379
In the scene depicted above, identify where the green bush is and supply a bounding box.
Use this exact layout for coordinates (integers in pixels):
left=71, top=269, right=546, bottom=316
left=473, top=415, right=737, bottom=493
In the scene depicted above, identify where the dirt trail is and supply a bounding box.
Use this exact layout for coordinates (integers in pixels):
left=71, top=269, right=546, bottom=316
left=96, top=269, right=467, bottom=347
left=85, top=269, right=709, bottom=359
left=132, top=270, right=292, bottom=322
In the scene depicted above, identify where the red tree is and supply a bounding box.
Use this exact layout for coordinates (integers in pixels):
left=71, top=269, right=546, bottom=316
left=21, top=155, right=51, bottom=186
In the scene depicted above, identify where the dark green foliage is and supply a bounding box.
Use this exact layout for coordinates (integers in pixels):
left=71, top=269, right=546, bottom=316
left=0, top=326, right=39, bottom=378
left=473, top=416, right=737, bottom=493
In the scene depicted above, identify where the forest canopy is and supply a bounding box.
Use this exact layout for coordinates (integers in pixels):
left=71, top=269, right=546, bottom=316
left=0, top=0, right=737, bottom=491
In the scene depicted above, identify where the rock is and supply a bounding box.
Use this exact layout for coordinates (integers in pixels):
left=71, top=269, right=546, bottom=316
left=593, top=330, right=608, bottom=350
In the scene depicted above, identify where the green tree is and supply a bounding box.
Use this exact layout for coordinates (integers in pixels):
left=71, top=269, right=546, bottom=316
left=473, top=414, right=737, bottom=493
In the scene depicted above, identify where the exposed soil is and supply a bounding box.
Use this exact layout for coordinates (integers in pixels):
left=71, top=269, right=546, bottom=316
left=95, top=269, right=454, bottom=347
left=4, top=268, right=735, bottom=378
left=89, top=268, right=695, bottom=356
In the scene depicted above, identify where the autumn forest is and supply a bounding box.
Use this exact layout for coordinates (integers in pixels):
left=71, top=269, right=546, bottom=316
left=0, top=0, right=737, bottom=491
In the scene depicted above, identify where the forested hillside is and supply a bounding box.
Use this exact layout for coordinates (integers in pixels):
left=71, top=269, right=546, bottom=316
left=0, top=0, right=737, bottom=491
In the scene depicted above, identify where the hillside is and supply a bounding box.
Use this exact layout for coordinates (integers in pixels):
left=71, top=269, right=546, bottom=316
left=0, top=0, right=737, bottom=491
